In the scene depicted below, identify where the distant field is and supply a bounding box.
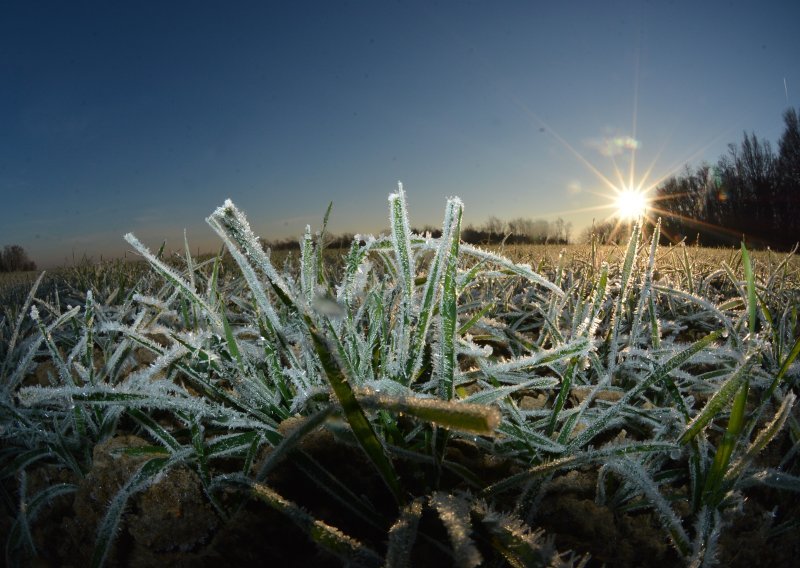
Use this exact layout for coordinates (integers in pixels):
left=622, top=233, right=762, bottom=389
left=2, top=242, right=797, bottom=307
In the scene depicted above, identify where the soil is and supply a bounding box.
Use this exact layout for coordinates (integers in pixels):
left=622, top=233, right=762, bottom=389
left=3, top=423, right=798, bottom=568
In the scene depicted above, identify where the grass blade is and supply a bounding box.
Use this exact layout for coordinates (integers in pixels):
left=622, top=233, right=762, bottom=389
left=679, top=357, right=754, bottom=445
left=309, top=328, right=404, bottom=504
left=438, top=197, right=463, bottom=399
left=358, top=388, right=501, bottom=436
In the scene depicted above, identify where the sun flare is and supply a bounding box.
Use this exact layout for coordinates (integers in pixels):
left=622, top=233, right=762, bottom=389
left=615, top=188, right=648, bottom=220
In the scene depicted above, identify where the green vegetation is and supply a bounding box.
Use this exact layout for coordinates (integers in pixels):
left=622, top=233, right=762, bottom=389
left=1, top=190, right=799, bottom=567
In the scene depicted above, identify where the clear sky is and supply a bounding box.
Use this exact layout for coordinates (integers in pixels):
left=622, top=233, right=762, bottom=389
left=2, top=0, right=799, bottom=268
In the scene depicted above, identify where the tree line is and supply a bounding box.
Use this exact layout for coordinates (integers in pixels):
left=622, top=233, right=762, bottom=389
left=0, top=245, right=37, bottom=273
left=260, top=215, right=573, bottom=251
left=654, top=107, right=800, bottom=249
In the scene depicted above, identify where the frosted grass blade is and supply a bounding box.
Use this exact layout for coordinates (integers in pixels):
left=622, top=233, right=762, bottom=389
left=464, top=377, right=559, bottom=406
left=358, top=389, right=501, bottom=436
left=630, top=219, right=659, bottom=348
left=1, top=271, right=45, bottom=382
left=207, top=200, right=295, bottom=306
left=472, top=506, right=568, bottom=568
left=6, top=482, right=76, bottom=564
left=301, top=225, right=315, bottom=306
left=386, top=498, right=424, bottom=568
left=406, top=196, right=462, bottom=383
left=182, top=229, right=197, bottom=329
left=478, top=337, right=591, bottom=377
left=741, top=242, right=757, bottom=334
left=206, top=215, right=284, bottom=334
left=124, top=233, right=221, bottom=330
left=570, top=330, right=722, bottom=450
left=316, top=201, right=333, bottom=286
left=91, top=455, right=175, bottom=568
left=438, top=197, right=463, bottom=399
left=607, top=220, right=640, bottom=369
left=482, top=441, right=678, bottom=497
left=679, top=357, right=754, bottom=445
left=459, top=243, right=564, bottom=298
left=606, top=459, right=690, bottom=555
left=243, top=478, right=383, bottom=566
left=429, top=492, right=482, bottom=568
left=388, top=184, right=415, bottom=303
left=725, top=392, right=795, bottom=483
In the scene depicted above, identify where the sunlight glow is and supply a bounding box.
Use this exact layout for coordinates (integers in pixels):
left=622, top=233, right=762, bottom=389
left=615, top=189, right=648, bottom=220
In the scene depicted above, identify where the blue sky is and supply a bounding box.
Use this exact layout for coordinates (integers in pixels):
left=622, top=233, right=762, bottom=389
left=2, top=0, right=799, bottom=268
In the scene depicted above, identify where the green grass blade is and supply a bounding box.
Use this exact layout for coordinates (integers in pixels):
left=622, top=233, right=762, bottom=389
left=726, top=392, right=796, bottom=483
left=764, top=333, right=800, bottom=400
left=256, top=405, right=334, bottom=480
left=679, top=357, right=754, bottom=445
left=741, top=242, right=757, bottom=334
left=309, top=327, right=404, bottom=504
left=458, top=301, right=495, bottom=336
left=703, top=379, right=749, bottom=505
left=546, top=359, right=577, bottom=436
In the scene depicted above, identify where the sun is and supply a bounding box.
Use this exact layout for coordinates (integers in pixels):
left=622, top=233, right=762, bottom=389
left=615, top=188, right=648, bottom=220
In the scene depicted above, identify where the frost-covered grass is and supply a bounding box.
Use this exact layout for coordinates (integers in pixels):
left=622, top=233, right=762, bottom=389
left=1, top=187, right=799, bottom=567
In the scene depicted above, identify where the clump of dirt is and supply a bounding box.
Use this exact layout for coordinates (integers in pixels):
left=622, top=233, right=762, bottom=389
left=59, top=435, right=219, bottom=567
left=717, top=486, right=800, bottom=568
left=532, top=469, right=680, bottom=568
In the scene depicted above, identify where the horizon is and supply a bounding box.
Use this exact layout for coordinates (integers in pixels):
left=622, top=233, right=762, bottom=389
left=3, top=1, right=799, bottom=269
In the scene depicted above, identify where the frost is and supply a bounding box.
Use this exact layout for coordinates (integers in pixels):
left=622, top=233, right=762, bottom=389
left=429, top=492, right=482, bottom=567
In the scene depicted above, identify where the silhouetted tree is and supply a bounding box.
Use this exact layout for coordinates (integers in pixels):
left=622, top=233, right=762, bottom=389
left=653, top=112, right=799, bottom=249
left=776, top=107, right=800, bottom=240
left=656, top=164, right=714, bottom=243
left=0, top=245, right=37, bottom=272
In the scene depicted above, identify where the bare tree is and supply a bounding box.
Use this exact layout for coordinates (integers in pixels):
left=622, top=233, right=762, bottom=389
left=484, top=216, right=506, bottom=237
left=1, top=245, right=37, bottom=272
left=776, top=107, right=800, bottom=239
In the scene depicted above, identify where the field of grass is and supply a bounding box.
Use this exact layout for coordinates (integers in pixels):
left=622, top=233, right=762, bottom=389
left=1, top=190, right=799, bottom=567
